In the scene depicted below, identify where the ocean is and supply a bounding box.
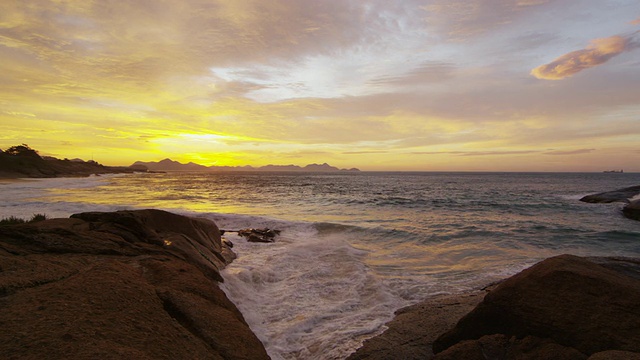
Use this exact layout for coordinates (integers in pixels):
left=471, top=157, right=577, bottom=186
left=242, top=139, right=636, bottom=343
left=2, top=171, right=640, bottom=359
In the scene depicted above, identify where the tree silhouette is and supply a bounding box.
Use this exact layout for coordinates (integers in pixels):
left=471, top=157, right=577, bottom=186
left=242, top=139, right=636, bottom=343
left=4, top=144, right=42, bottom=159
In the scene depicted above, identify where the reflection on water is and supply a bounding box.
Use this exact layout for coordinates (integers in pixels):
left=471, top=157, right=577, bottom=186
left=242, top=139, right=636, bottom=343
left=2, top=171, right=640, bottom=359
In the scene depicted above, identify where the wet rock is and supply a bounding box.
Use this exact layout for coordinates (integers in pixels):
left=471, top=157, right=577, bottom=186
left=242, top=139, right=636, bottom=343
left=433, top=254, right=640, bottom=356
left=237, top=228, right=281, bottom=243
left=580, top=185, right=640, bottom=203
left=623, top=199, right=640, bottom=221
left=346, top=291, right=486, bottom=360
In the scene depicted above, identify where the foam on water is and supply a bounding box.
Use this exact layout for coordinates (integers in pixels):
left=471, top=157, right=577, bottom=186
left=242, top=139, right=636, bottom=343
left=3, top=172, right=640, bottom=359
left=208, top=212, right=537, bottom=360
left=210, top=215, right=401, bottom=360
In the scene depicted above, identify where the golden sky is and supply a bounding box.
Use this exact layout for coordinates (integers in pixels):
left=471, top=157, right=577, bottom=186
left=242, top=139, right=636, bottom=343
left=1, top=0, right=639, bottom=171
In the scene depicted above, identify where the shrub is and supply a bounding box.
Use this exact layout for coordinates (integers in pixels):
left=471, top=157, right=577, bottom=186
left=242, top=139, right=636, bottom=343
left=30, top=213, right=47, bottom=222
left=0, top=216, right=26, bottom=226
left=0, top=214, right=48, bottom=226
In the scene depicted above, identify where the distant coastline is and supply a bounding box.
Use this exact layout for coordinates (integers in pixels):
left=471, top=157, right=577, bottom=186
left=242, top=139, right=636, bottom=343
left=0, top=144, right=140, bottom=179
left=0, top=144, right=360, bottom=179
left=131, top=158, right=360, bottom=173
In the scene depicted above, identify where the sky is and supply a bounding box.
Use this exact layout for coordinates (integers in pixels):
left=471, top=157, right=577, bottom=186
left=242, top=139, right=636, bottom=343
left=1, top=0, right=639, bottom=171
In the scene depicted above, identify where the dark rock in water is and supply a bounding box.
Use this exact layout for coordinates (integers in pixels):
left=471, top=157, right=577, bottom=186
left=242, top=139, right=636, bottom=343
left=623, top=200, right=640, bottom=221
left=0, top=209, right=270, bottom=360
left=432, top=254, right=640, bottom=357
left=580, top=185, right=640, bottom=203
left=237, top=228, right=280, bottom=243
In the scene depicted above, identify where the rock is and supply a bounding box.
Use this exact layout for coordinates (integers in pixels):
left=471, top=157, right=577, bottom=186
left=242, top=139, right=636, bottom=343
left=346, top=291, right=486, bottom=360
left=588, top=350, right=640, bottom=360
left=623, top=200, right=640, bottom=221
left=0, top=209, right=269, bottom=360
left=433, top=254, right=640, bottom=356
left=433, top=334, right=588, bottom=360
left=580, top=185, right=640, bottom=203
left=237, top=228, right=280, bottom=243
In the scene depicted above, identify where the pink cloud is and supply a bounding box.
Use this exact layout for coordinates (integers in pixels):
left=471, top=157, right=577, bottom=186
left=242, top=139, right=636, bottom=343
left=531, top=35, right=631, bottom=80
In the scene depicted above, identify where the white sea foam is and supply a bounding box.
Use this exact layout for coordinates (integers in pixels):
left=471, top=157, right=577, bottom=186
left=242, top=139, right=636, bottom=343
left=215, top=216, right=403, bottom=360
left=5, top=172, right=640, bottom=359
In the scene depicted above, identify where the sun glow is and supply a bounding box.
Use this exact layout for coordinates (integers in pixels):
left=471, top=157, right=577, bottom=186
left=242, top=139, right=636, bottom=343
left=1, top=1, right=639, bottom=171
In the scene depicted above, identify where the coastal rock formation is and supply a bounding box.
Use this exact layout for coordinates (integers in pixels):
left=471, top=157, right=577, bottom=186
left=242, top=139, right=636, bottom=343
left=580, top=184, right=640, bottom=222
left=0, top=209, right=269, bottom=359
left=346, top=291, right=487, bottom=360
left=349, top=255, right=640, bottom=360
left=432, top=255, right=640, bottom=358
left=580, top=184, right=640, bottom=203
left=0, top=144, right=141, bottom=178
left=236, top=228, right=280, bottom=243
left=623, top=199, right=640, bottom=221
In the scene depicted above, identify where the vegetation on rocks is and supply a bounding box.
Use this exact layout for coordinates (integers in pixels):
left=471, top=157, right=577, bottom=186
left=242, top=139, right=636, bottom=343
left=0, top=144, right=142, bottom=178
left=0, top=213, right=48, bottom=226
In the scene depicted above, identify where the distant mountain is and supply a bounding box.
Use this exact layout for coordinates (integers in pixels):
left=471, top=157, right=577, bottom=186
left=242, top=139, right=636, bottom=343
left=132, top=159, right=360, bottom=172
left=153, top=158, right=208, bottom=171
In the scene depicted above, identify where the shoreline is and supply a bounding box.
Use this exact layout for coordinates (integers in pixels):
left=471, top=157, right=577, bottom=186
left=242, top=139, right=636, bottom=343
left=2, top=209, right=640, bottom=359
left=0, top=170, right=640, bottom=358
left=347, top=255, right=640, bottom=359
left=347, top=289, right=490, bottom=359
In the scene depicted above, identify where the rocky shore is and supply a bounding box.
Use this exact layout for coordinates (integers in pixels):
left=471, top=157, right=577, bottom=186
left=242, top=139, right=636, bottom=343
left=580, top=184, right=640, bottom=221
left=3, top=208, right=640, bottom=360
left=348, top=255, right=640, bottom=359
left=0, top=209, right=269, bottom=359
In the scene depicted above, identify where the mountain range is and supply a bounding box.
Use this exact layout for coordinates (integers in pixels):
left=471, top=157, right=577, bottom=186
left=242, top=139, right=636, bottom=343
left=131, top=159, right=360, bottom=173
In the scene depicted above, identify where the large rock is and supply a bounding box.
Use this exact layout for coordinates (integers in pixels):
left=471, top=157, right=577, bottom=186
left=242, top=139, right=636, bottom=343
left=580, top=185, right=640, bottom=203
left=346, top=291, right=486, bottom=360
left=623, top=199, right=640, bottom=221
left=0, top=209, right=269, bottom=360
left=433, top=254, right=640, bottom=357
left=433, top=334, right=587, bottom=360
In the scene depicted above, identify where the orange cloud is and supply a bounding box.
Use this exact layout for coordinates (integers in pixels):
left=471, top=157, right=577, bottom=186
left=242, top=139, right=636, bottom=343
left=531, top=35, right=630, bottom=80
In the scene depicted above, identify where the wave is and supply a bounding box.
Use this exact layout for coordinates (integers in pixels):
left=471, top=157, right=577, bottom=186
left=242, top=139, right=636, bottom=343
left=217, top=217, right=401, bottom=360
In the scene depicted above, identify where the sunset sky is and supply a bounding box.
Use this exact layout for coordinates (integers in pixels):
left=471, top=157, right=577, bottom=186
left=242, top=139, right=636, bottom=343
left=1, top=1, right=639, bottom=171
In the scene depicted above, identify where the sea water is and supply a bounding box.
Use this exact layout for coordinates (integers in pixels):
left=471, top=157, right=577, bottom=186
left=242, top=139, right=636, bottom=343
left=2, top=172, right=640, bottom=359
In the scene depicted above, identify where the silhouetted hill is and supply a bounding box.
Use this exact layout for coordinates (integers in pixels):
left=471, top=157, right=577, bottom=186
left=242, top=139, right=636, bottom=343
left=0, top=144, right=140, bottom=178
left=133, top=159, right=360, bottom=172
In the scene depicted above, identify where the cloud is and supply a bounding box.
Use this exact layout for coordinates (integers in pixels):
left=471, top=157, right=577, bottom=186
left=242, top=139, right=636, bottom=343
left=367, top=62, right=456, bottom=87
left=420, top=0, right=551, bottom=41
left=544, top=148, right=595, bottom=155
left=632, top=17, right=640, bottom=25
left=411, top=150, right=539, bottom=156
left=531, top=35, right=633, bottom=80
